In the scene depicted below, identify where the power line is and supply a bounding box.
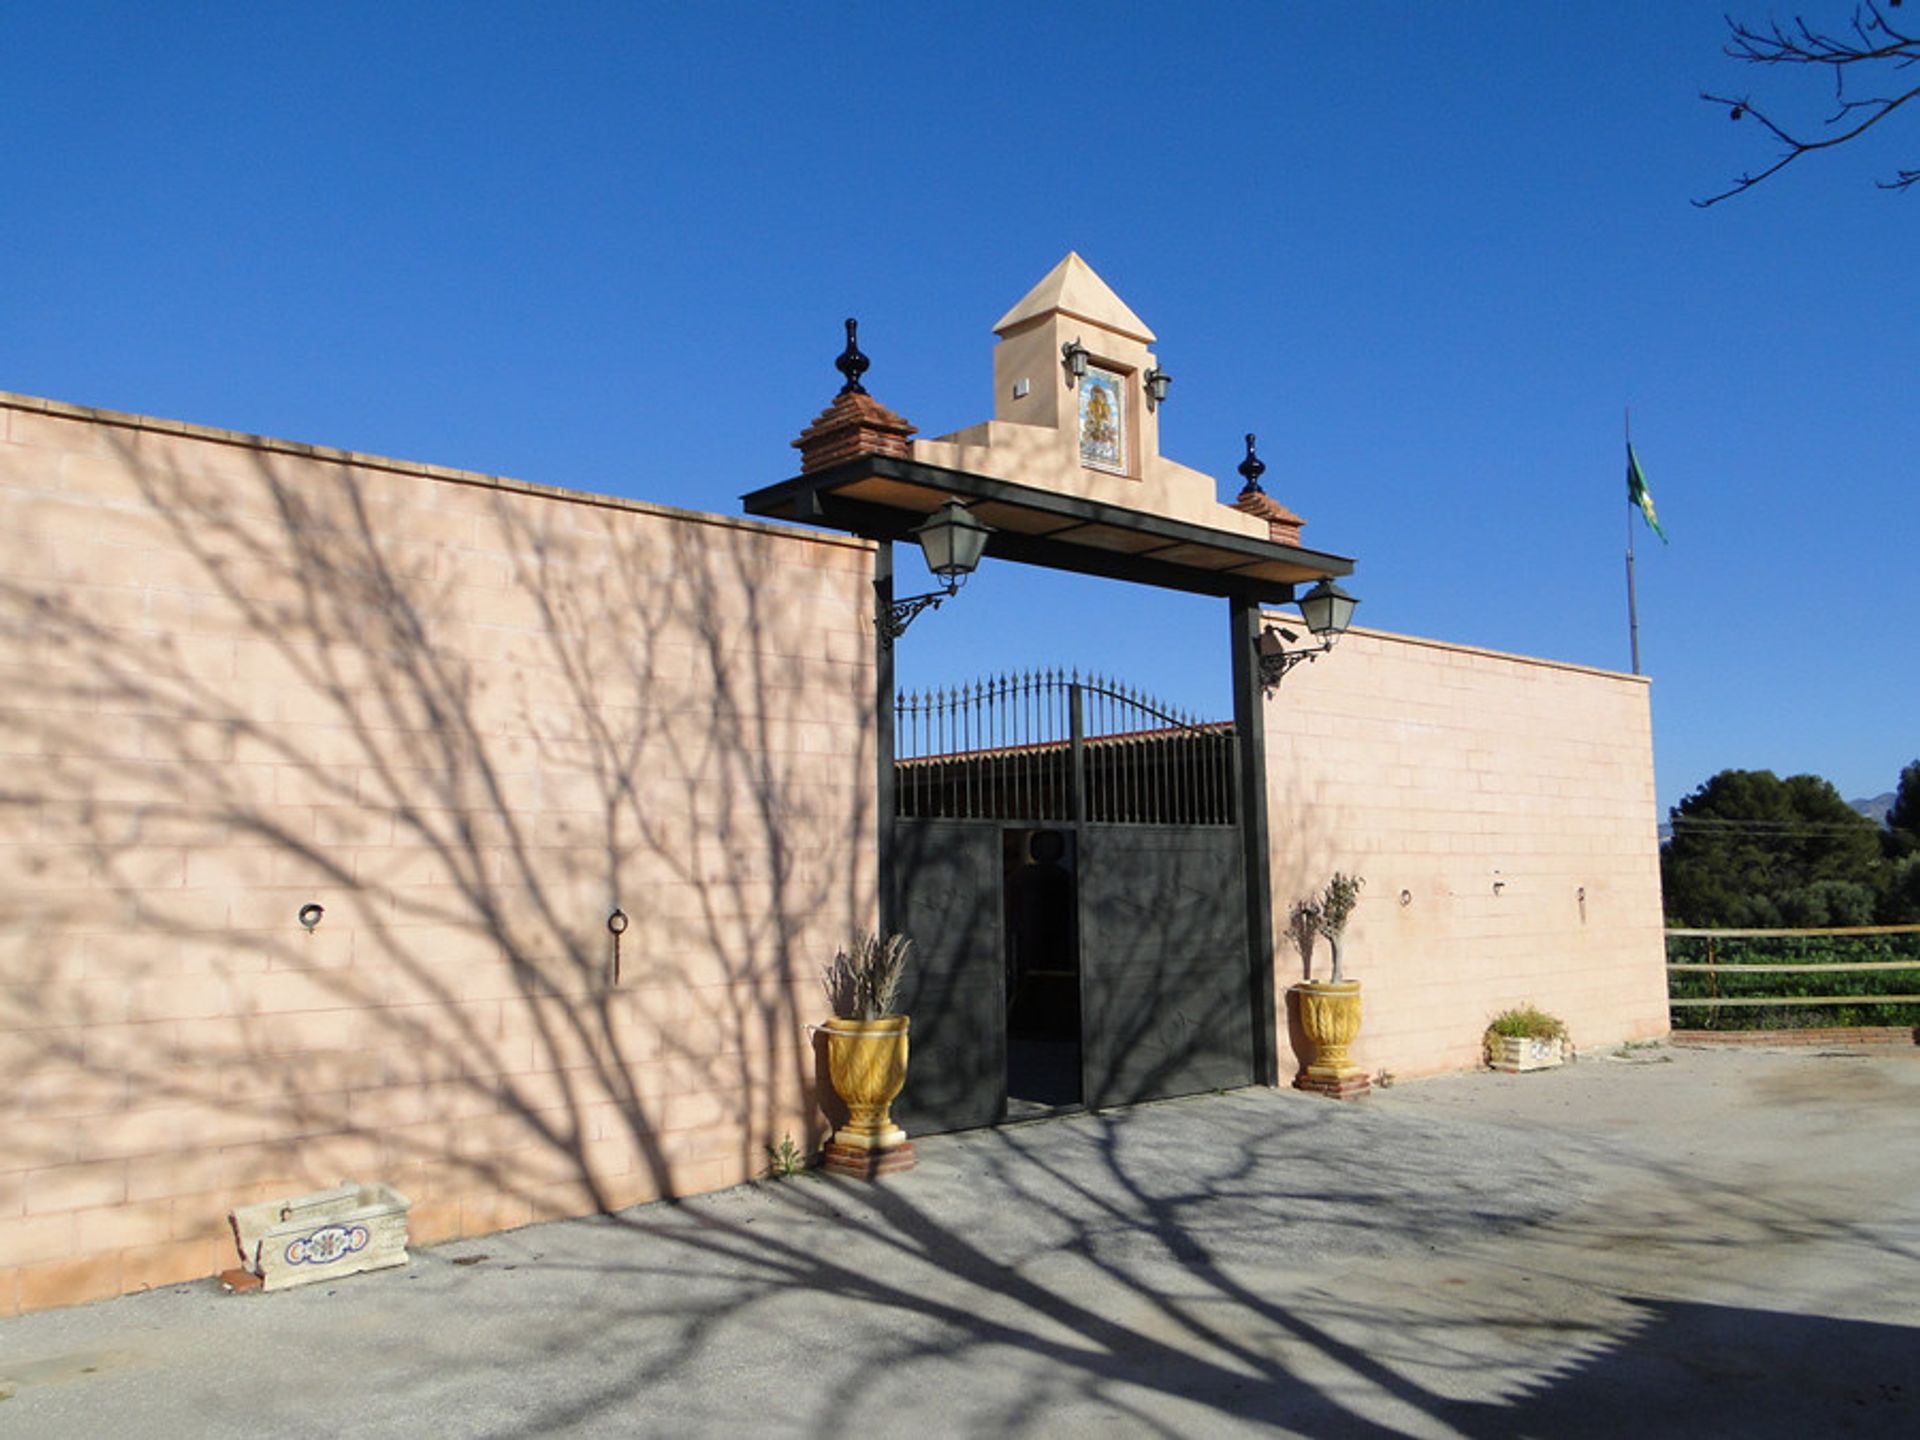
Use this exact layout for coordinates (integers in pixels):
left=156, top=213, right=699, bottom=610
left=1668, top=816, right=1884, bottom=835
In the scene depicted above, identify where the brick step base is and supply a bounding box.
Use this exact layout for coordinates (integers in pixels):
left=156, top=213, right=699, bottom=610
left=821, top=1140, right=916, bottom=1178
left=1294, top=1072, right=1371, bottom=1100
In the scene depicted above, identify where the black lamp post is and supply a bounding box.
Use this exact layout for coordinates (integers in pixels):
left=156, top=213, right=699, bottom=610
left=882, top=499, right=993, bottom=643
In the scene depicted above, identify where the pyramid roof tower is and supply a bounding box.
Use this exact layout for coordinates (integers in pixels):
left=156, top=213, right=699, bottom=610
left=749, top=252, right=1354, bottom=603
left=992, top=251, right=1156, bottom=343
left=911, top=251, right=1210, bottom=516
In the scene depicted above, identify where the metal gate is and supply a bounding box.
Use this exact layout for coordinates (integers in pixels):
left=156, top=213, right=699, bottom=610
left=890, top=672, right=1252, bottom=1131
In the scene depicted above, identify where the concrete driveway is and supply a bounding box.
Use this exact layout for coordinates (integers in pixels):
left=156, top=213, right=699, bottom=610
left=3, top=1044, right=1916, bottom=1437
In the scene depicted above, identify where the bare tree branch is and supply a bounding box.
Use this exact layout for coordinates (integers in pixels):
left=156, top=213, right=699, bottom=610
left=1696, top=2, right=1920, bottom=205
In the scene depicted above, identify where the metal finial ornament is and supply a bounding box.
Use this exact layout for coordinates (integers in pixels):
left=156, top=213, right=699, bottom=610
left=1237, top=433, right=1266, bottom=494
left=836, top=317, right=870, bottom=397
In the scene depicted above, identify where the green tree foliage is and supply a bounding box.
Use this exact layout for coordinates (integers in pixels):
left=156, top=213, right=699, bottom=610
left=1886, top=758, right=1920, bottom=858
left=1661, top=769, right=1885, bottom=926
left=1878, top=761, right=1920, bottom=921
left=1884, top=855, right=1920, bottom=924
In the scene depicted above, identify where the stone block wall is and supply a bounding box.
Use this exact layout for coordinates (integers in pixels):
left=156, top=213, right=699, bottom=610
left=0, top=394, right=877, bottom=1314
left=1264, top=626, right=1669, bottom=1080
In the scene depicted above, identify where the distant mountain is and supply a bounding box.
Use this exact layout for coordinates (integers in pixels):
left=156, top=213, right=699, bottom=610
left=1657, top=792, right=1894, bottom=844
left=1852, top=792, right=1896, bottom=826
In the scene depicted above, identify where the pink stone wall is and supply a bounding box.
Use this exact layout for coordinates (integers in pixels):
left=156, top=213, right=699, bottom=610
left=1264, top=626, right=1669, bottom=1082
left=0, top=388, right=1676, bottom=1316
left=0, top=394, right=877, bottom=1314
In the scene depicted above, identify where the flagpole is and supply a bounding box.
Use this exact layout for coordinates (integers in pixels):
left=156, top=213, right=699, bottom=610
left=1625, top=407, right=1641, bottom=675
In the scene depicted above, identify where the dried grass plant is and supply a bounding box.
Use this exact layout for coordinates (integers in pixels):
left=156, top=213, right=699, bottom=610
left=822, top=932, right=912, bottom=1020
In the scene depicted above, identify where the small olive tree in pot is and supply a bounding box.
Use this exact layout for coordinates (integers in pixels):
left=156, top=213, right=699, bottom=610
left=1290, top=873, right=1369, bottom=1098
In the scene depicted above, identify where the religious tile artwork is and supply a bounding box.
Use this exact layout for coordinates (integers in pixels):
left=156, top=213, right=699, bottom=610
left=1078, top=367, right=1127, bottom=473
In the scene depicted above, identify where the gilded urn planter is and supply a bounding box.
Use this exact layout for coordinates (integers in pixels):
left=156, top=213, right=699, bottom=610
left=821, top=1014, right=916, bottom=1177
left=1292, top=979, right=1370, bottom=1099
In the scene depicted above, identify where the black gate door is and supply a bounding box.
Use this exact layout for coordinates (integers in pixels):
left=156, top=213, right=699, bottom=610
left=892, top=671, right=1252, bottom=1128
left=1078, top=826, right=1252, bottom=1108
left=890, top=818, right=1005, bottom=1133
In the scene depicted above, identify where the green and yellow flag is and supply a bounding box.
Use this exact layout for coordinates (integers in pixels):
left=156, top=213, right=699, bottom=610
left=1627, top=444, right=1667, bottom=542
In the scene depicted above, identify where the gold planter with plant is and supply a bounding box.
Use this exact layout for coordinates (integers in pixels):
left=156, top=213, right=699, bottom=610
left=1288, top=873, right=1371, bottom=1099
left=823, top=1015, right=911, bottom=1149
left=1295, top=979, right=1365, bottom=1084
left=819, top=933, right=917, bottom=1177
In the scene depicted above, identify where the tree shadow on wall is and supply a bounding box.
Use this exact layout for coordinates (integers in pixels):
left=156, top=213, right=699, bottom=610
left=0, top=423, right=873, bottom=1238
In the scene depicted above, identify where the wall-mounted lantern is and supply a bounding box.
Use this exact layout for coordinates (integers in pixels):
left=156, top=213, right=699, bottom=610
left=1257, top=577, right=1359, bottom=694
left=1061, top=338, right=1090, bottom=387
left=881, top=499, right=994, bottom=644
left=1296, top=576, right=1358, bottom=639
left=1144, top=366, right=1172, bottom=412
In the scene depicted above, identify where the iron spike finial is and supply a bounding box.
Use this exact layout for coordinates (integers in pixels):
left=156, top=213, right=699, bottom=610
left=1237, top=433, right=1266, bottom=495
left=836, top=317, right=870, bottom=397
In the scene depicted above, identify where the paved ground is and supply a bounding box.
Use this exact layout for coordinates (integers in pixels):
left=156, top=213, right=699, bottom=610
left=2, top=1043, right=1917, bottom=1437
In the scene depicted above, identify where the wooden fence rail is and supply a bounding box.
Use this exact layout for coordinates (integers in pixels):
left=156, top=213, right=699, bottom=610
left=1665, top=925, right=1920, bottom=1015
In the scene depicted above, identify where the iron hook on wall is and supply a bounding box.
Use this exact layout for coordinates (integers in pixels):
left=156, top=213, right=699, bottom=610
left=607, top=908, right=629, bottom=984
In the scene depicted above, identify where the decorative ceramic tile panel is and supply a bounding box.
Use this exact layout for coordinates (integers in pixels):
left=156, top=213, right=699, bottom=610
left=1078, top=367, right=1127, bottom=473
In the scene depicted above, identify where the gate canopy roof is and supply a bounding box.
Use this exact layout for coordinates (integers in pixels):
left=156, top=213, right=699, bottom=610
left=742, top=453, right=1354, bottom=603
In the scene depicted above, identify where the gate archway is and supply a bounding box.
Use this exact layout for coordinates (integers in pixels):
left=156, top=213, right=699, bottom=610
left=744, top=253, right=1358, bottom=1134
left=891, top=672, right=1252, bottom=1129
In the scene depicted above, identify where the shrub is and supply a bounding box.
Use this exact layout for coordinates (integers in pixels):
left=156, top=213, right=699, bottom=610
left=1665, top=930, right=1920, bottom=1030
left=1485, top=1004, right=1568, bottom=1041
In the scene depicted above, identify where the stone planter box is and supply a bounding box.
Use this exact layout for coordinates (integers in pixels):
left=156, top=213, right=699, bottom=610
left=1487, top=1035, right=1570, bottom=1073
left=230, top=1182, right=411, bottom=1291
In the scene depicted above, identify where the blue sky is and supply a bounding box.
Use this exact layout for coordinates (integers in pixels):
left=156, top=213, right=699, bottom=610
left=5, top=2, right=1915, bottom=816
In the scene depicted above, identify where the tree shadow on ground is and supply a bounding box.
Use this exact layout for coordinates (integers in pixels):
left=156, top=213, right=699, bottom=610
left=261, top=1083, right=1918, bottom=1437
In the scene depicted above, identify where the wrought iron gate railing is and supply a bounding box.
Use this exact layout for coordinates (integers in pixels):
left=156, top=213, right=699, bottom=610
left=894, top=671, right=1236, bottom=826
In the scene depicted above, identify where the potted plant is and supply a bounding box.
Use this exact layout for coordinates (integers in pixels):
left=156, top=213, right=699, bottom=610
left=1289, top=873, right=1370, bottom=1099
left=819, top=932, right=917, bottom=1176
left=1484, top=1004, right=1571, bottom=1073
